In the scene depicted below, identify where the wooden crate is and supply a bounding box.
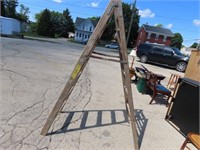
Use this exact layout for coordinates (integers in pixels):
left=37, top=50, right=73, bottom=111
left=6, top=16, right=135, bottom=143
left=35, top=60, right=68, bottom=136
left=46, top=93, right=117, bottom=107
left=184, top=50, right=200, bottom=82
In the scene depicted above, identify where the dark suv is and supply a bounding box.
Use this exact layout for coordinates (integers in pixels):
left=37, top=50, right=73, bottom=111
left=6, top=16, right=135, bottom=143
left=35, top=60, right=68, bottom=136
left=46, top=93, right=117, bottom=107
left=136, top=43, right=189, bottom=72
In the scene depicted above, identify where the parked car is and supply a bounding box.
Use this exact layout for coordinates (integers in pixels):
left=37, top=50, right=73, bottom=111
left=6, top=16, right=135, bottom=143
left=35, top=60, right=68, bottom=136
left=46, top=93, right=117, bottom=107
left=105, top=43, right=119, bottom=49
left=136, top=43, right=189, bottom=72
left=82, top=39, right=88, bottom=45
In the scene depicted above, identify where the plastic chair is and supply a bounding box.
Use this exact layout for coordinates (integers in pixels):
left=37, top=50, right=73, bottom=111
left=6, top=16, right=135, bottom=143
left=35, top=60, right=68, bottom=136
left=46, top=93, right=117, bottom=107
left=180, top=132, right=200, bottom=150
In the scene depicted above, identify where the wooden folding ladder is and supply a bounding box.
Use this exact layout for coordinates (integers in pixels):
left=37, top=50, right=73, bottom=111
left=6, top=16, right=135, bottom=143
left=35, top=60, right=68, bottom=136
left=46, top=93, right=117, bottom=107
left=40, top=0, right=139, bottom=149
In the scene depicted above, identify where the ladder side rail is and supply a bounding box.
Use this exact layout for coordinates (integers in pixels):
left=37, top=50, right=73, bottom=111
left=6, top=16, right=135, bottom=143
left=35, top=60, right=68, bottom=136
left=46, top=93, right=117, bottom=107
left=114, top=3, right=129, bottom=114
left=114, top=2, right=139, bottom=150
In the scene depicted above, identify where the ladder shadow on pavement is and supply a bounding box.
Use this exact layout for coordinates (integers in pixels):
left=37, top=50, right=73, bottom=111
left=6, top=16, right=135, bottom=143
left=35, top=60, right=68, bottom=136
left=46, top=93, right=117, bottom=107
left=135, top=109, right=148, bottom=147
left=48, top=109, right=148, bottom=147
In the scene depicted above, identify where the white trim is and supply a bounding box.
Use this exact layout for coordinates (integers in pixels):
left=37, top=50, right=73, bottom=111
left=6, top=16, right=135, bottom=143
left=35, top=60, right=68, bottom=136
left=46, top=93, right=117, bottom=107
left=147, top=32, right=151, bottom=39
left=163, top=36, right=167, bottom=42
left=155, top=34, right=159, bottom=40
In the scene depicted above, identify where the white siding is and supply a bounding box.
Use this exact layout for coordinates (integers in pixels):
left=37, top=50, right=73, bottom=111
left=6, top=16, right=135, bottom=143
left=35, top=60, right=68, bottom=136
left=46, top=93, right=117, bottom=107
left=75, top=19, right=95, bottom=42
left=0, top=16, right=20, bottom=35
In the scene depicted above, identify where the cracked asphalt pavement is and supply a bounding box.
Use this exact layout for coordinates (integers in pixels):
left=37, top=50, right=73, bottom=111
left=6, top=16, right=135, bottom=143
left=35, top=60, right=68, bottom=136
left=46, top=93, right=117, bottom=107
left=0, top=37, right=136, bottom=150
left=1, top=37, right=187, bottom=150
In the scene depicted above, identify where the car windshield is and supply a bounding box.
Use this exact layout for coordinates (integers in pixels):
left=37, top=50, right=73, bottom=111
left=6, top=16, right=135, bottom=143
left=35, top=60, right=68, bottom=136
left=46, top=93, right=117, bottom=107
left=172, top=47, right=183, bottom=56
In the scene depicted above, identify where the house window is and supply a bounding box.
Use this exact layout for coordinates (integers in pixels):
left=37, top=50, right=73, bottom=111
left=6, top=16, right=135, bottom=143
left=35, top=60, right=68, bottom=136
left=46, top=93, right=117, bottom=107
left=76, top=32, right=78, bottom=37
left=79, top=33, right=81, bottom=37
left=85, top=35, right=87, bottom=39
left=82, top=25, right=85, bottom=30
left=89, top=26, right=92, bottom=31
left=82, top=33, right=84, bottom=37
left=160, top=35, right=164, bottom=41
left=151, top=33, right=156, bottom=39
left=88, top=35, right=90, bottom=39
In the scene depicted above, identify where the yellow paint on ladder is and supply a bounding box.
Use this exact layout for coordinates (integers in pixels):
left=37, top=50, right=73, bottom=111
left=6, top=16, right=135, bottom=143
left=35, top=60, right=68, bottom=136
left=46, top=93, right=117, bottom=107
left=71, top=64, right=81, bottom=79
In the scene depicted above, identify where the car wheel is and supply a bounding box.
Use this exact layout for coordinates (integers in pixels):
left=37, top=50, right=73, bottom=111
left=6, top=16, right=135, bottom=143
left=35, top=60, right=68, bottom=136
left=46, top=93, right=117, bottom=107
left=176, top=62, right=187, bottom=72
left=140, top=55, right=148, bottom=63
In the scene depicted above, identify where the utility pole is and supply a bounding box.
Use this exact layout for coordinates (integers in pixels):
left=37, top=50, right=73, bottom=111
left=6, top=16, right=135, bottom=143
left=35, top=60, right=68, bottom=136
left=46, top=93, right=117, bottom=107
left=126, top=0, right=137, bottom=47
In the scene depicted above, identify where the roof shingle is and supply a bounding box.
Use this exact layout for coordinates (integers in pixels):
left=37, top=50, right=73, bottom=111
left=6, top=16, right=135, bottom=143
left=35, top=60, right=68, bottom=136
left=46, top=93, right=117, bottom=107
left=75, top=17, right=98, bottom=27
left=143, top=24, right=174, bottom=37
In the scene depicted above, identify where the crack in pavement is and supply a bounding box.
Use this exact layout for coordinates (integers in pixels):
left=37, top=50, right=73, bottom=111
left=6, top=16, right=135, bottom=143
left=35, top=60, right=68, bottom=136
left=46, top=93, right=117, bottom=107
left=60, top=65, right=92, bottom=129
left=2, top=68, right=67, bottom=85
left=2, top=69, right=30, bottom=79
left=0, top=82, right=66, bottom=149
left=0, top=38, right=98, bottom=150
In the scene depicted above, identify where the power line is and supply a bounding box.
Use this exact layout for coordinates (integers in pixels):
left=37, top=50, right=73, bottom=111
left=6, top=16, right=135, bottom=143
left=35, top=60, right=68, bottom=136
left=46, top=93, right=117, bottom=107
left=18, top=1, right=197, bottom=23
left=184, top=39, right=200, bottom=42
left=155, top=15, right=193, bottom=22
left=19, top=1, right=105, bottom=11
left=171, top=28, right=198, bottom=33
left=17, top=1, right=100, bottom=19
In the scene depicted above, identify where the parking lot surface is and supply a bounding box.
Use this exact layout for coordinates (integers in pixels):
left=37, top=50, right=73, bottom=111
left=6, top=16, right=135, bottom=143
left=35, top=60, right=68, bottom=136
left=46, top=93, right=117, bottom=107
left=1, top=37, right=191, bottom=150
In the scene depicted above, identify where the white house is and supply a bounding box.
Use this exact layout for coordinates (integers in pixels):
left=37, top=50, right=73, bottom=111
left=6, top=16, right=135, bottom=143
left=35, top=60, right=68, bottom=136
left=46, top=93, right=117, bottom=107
left=74, top=17, right=98, bottom=42
left=181, top=47, right=196, bottom=56
left=0, top=16, right=21, bottom=35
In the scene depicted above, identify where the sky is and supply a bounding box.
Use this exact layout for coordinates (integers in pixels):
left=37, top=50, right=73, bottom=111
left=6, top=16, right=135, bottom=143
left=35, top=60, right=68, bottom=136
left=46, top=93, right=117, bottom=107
left=17, top=0, right=200, bottom=47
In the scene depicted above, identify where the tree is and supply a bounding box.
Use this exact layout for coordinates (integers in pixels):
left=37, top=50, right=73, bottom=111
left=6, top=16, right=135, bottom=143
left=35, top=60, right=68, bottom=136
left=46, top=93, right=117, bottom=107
left=16, top=4, right=30, bottom=23
left=37, top=9, right=54, bottom=37
left=99, top=2, right=140, bottom=47
left=101, top=16, right=115, bottom=41
left=2, top=1, right=30, bottom=23
left=4, top=0, right=18, bottom=18
left=63, top=9, right=74, bottom=33
left=36, top=9, right=73, bottom=37
left=190, top=42, right=198, bottom=48
left=170, top=33, right=183, bottom=49
left=1, top=0, right=6, bottom=16
left=51, top=11, right=68, bottom=37
left=90, top=16, right=100, bottom=21
left=28, top=21, right=37, bottom=32
left=155, top=24, right=163, bottom=28
left=123, top=3, right=140, bottom=47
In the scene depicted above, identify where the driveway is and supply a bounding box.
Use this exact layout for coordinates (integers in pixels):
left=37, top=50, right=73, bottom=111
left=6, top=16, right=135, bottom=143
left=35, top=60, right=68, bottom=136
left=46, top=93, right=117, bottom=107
left=1, top=37, right=188, bottom=150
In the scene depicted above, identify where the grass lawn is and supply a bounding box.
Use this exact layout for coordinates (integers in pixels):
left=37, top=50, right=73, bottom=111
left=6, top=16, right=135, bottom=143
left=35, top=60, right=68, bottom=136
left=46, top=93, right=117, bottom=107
left=23, top=32, right=52, bottom=38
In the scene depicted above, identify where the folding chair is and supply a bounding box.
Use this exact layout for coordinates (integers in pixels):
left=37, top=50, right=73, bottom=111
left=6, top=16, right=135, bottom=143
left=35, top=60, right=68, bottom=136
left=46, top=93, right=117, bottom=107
left=147, top=72, right=171, bottom=106
left=180, top=132, right=200, bottom=150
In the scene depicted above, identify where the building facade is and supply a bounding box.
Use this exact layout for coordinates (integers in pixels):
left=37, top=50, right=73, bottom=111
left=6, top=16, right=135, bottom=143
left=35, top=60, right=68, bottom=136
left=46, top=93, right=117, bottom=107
left=0, top=16, right=21, bottom=35
left=136, top=24, right=174, bottom=47
left=74, top=17, right=98, bottom=42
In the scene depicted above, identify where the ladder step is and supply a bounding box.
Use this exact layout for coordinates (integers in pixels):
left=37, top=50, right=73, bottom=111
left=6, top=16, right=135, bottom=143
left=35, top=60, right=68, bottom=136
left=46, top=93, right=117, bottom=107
left=91, top=55, right=120, bottom=63
left=120, top=61, right=128, bottom=64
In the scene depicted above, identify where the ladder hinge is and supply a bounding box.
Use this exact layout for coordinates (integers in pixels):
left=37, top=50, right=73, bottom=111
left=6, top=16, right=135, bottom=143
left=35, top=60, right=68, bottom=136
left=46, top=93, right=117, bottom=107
left=107, top=2, right=118, bottom=14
